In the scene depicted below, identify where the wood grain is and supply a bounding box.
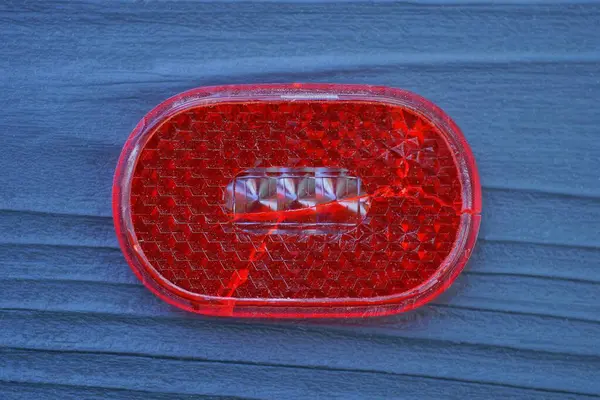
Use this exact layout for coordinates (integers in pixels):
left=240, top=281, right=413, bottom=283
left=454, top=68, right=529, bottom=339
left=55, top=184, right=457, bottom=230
left=1, top=1, right=599, bottom=398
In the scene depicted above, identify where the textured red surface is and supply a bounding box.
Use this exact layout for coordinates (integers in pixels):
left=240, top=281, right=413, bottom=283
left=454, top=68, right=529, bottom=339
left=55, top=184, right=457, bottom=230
left=114, top=84, right=481, bottom=317
left=132, top=102, right=460, bottom=296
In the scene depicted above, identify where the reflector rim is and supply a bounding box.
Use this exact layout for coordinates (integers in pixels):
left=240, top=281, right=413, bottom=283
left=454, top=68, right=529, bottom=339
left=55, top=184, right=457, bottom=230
left=113, top=83, right=481, bottom=318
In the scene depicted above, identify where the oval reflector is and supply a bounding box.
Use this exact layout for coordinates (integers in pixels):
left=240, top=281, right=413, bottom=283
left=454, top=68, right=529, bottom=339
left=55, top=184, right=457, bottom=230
left=113, top=84, right=481, bottom=318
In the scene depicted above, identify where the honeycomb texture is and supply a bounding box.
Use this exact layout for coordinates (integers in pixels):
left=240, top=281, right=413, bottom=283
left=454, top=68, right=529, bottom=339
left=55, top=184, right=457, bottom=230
left=130, top=101, right=463, bottom=299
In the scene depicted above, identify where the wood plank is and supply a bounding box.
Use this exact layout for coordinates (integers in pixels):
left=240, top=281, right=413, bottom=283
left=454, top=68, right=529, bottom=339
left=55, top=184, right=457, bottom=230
left=0, top=244, right=138, bottom=284
left=470, top=240, right=600, bottom=283
left=1, top=348, right=596, bottom=400
left=0, top=381, right=238, bottom=400
left=1, top=310, right=598, bottom=395
left=3, top=295, right=599, bottom=358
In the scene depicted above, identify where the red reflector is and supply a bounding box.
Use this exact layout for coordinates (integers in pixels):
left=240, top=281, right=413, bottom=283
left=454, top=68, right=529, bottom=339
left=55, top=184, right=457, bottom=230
left=113, top=84, right=481, bottom=318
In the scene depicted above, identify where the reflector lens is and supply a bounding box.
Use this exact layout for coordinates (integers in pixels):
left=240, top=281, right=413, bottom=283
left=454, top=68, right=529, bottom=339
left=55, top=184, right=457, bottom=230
left=113, top=84, right=481, bottom=318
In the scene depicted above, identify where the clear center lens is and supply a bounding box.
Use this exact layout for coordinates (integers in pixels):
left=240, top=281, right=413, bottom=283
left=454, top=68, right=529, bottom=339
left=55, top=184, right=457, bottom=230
left=225, top=167, right=370, bottom=234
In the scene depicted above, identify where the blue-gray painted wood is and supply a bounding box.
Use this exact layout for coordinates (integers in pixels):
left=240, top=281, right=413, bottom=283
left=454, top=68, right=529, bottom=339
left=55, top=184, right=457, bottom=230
left=1, top=1, right=599, bottom=398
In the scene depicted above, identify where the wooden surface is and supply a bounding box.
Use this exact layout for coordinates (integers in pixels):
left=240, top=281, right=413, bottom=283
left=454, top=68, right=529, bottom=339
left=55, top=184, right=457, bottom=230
left=1, top=1, right=600, bottom=398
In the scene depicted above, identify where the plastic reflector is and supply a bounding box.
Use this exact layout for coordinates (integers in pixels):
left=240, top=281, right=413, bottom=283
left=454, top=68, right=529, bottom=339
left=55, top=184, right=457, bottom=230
left=113, top=84, right=481, bottom=318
